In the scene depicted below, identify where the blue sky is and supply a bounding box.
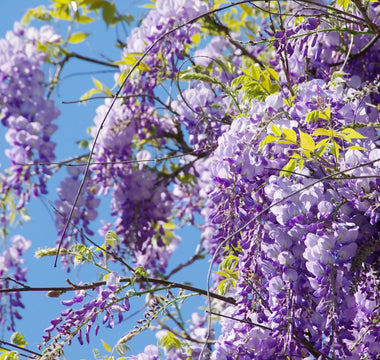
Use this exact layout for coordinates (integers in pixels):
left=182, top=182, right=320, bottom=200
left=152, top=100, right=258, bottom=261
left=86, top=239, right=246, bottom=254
left=0, top=1, right=210, bottom=358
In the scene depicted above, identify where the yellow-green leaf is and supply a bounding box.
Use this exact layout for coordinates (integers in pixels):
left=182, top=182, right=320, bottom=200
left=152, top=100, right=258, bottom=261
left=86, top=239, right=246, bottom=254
left=68, top=32, right=91, bottom=44
left=50, top=10, right=71, bottom=21
left=261, top=72, right=271, bottom=93
left=265, top=66, right=279, bottom=81
left=101, top=340, right=111, bottom=353
left=277, top=139, right=297, bottom=145
left=315, top=138, right=330, bottom=148
left=306, top=110, right=320, bottom=123
left=116, top=71, right=127, bottom=86
left=299, top=130, right=315, bottom=152
left=163, top=221, right=177, bottom=230
left=282, top=128, right=297, bottom=143
left=301, top=150, right=311, bottom=158
left=9, top=212, right=16, bottom=225
left=93, top=77, right=102, bottom=91
left=22, top=6, right=51, bottom=24
left=271, top=124, right=281, bottom=136
left=281, top=158, right=297, bottom=177
left=240, top=3, right=253, bottom=16
left=250, top=65, right=260, bottom=81
left=80, top=88, right=100, bottom=101
left=76, top=15, right=95, bottom=23
left=331, top=140, right=341, bottom=160
left=315, top=144, right=327, bottom=157
left=320, top=105, right=331, bottom=120
left=341, top=128, right=367, bottom=139
left=259, top=134, right=279, bottom=148
left=115, top=56, right=150, bottom=72
left=103, top=84, right=113, bottom=97
left=313, top=128, right=338, bottom=137
left=346, top=145, right=368, bottom=151
left=191, top=32, right=201, bottom=46
left=105, top=231, right=119, bottom=247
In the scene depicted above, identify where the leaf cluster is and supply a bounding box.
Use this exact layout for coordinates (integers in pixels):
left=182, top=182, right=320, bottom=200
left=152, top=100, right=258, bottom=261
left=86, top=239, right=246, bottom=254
left=231, top=63, right=280, bottom=102
left=260, top=123, right=367, bottom=176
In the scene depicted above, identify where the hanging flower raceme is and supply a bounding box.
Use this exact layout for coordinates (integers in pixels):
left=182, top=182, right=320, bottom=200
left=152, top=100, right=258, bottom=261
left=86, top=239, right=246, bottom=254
left=42, top=272, right=130, bottom=348
left=0, top=22, right=61, bottom=197
left=0, top=234, right=31, bottom=331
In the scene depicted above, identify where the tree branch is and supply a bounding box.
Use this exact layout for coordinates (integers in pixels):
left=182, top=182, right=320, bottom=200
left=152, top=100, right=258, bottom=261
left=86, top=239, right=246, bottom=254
left=0, top=276, right=237, bottom=305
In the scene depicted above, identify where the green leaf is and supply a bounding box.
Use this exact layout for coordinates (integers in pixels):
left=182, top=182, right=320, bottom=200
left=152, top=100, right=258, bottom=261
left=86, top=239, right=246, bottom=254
left=231, top=75, right=247, bottom=89
left=158, top=332, right=181, bottom=351
left=120, top=14, right=134, bottom=25
left=299, top=130, right=315, bottom=152
left=180, top=72, right=220, bottom=85
left=315, top=144, right=327, bottom=157
left=115, top=343, right=130, bottom=356
left=105, top=231, right=119, bottom=247
left=68, top=32, right=91, bottom=44
left=101, top=1, right=117, bottom=26
left=22, top=6, right=51, bottom=24
left=135, top=266, right=147, bottom=278
left=11, top=332, right=27, bottom=348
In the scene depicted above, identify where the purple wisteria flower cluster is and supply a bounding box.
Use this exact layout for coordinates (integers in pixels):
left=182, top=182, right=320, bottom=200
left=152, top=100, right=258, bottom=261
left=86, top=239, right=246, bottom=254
left=0, top=21, right=59, bottom=334
left=269, top=2, right=380, bottom=84
left=42, top=272, right=129, bottom=350
left=0, top=235, right=31, bottom=331
left=57, top=0, right=211, bottom=273
left=0, top=22, right=61, bottom=197
left=54, top=167, right=100, bottom=268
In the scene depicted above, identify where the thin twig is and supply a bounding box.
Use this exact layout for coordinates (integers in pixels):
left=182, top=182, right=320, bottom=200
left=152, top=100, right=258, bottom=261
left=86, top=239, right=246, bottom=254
left=0, top=340, right=41, bottom=357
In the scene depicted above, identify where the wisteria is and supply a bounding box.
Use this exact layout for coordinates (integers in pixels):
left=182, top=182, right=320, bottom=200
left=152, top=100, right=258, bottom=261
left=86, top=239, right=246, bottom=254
left=0, top=0, right=379, bottom=359
left=0, top=235, right=31, bottom=331
left=0, top=22, right=61, bottom=197
left=41, top=272, right=130, bottom=351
